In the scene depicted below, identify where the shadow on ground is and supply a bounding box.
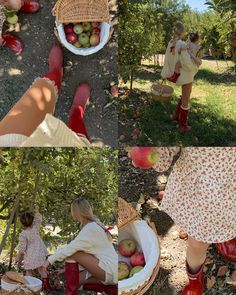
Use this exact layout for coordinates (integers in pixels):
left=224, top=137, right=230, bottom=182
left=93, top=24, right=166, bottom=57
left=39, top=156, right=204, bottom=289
left=119, top=90, right=236, bottom=146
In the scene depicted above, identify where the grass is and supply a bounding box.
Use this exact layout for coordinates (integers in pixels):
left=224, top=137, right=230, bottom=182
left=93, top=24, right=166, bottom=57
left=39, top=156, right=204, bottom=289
left=119, top=59, right=236, bottom=146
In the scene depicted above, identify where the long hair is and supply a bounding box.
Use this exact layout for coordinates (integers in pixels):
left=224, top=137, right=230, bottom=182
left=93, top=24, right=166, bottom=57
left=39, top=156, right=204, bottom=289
left=71, top=198, right=112, bottom=241
left=172, top=22, right=185, bottom=40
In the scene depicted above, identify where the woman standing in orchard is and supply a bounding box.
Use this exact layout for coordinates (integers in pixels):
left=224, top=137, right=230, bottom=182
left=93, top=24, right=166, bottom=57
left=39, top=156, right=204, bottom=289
left=129, top=147, right=236, bottom=295
left=161, top=22, right=202, bottom=132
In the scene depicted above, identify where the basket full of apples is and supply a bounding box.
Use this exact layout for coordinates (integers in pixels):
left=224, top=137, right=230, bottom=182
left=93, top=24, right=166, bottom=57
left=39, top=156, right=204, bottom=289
left=53, top=0, right=110, bottom=55
left=118, top=198, right=160, bottom=295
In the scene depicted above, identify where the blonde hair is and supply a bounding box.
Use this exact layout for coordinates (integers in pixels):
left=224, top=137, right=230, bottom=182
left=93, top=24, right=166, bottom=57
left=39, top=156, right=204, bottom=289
left=71, top=198, right=112, bottom=241
left=173, top=22, right=185, bottom=38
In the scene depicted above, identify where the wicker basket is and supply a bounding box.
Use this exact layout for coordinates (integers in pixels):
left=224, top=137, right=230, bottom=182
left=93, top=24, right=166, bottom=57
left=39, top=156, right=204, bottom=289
left=53, top=0, right=110, bottom=24
left=151, top=81, right=174, bottom=102
left=53, top=0, right=111, bottom=55
left=0, top=273, right=42, bottom=295
left=118, top=197, right=160, bottom=295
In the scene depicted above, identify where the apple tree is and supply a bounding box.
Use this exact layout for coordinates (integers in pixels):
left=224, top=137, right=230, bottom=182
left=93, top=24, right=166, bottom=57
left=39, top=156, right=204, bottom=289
left=0, top=148, right=118, bottom=265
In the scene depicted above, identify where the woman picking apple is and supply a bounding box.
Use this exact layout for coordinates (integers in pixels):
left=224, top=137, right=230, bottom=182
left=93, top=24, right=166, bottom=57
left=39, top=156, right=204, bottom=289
left=161, top=22, right=201, bottom=132
left=42, top=198, right=118, bottom=295
left=0, top=43, right=95, bottom=147
left=128, top=147, right=236, bottom=295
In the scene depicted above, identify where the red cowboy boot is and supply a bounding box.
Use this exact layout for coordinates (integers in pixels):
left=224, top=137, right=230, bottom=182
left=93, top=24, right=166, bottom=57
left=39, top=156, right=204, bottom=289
left=83, top=283, right=118, bottom=295
left=65, top=262, right=79, bottom=295
left=43, top=44, right=63, bottom=90
left=67, top=83, right=90, bottom=140
left=20, top=1, right=43, bottom=13
left=172, top=97, right=182, bottom=121
left=179, top=106, right=191, bottom=132
left=42, top=277, right=54, bottom=291
left=215, top=239, right=236, bottom=262
left=105, top=284, right=118, bottom=295
left=182, top=262, right=205, bottom=295
left=2, top=34, right=24, bottom=54
left=167, top=72, right=180, bottom=83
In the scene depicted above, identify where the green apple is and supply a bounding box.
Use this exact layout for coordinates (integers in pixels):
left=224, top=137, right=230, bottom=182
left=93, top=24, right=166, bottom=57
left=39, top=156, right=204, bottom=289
left=79, top=33, right=90, bottom=46
left=74, top=41, right=82, bottom=48
left=129, top=266, right=144, bottom=278
left=73, top=24, right=83, bottom=35
left=83, top=22, right=92, bottom=32
left=83, top=42, right=91, bottom=48
left=7, top=15, right=18, bottom=25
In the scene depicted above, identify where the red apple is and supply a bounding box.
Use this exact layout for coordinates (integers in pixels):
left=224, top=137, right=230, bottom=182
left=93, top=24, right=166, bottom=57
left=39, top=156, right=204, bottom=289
left=64, top=24, right=74, bottom=34
left=118, top=239, right=137, bottom=257
left=90, top=34, right=100, bottom=46
left=130, top=252, right=145, bottom=267
left=92, top=22, right=100, bottom=28
left=129, top=266, right=144, bottom=278
left=128, top=147, right=159, bottom=169
left=66, top=32, right=78, bottom=44
left=92, top=28, right=101, bottom=36
left=118, top=262, right=130, bottom=280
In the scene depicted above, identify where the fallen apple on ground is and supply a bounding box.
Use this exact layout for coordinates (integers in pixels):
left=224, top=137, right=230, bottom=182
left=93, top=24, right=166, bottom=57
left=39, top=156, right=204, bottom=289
left=118, top=262, right=130, bottom=280
left=130, top=252, right=145, bottom=267
left=64, top=22, right=101, bottom=48
left=7, top=14, right=18, bottom=25
left=118, top=239, right=137, bottom=257
left=128, top=147, right=159, bottom=169
left=129, top=266, right=144, bottom=278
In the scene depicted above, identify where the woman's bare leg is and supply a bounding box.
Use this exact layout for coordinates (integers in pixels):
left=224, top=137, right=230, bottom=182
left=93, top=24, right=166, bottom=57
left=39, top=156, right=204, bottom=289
left=0, top=78, right=57, bottom=136
left=78, top=271, right=101, bottom=287
left=186, top=236, right=210, bottom=273
left=181, top=82, right=192, bottom=109
left=68, top=252, right=106, bottom=282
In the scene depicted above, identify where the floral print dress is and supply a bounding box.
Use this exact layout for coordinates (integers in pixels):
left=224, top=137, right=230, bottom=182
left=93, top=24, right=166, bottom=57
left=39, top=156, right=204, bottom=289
left=18, top=212, right=48, bottom=270
left=154, top=147, right=236, bottom=243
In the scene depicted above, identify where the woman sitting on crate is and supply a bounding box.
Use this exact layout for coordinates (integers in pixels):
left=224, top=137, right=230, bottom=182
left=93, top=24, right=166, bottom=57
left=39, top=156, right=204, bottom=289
left=0, top=44, right=92, bottom=147
left=42, top=198, right=118, bottom=295
left=161, top=22, right=202, bottom=133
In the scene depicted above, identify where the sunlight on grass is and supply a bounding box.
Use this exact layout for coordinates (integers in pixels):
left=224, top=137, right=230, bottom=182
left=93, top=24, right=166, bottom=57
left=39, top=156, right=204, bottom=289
left=132, top=59, right=236, bottom=120
left=120, top=59, right=236, bottom=146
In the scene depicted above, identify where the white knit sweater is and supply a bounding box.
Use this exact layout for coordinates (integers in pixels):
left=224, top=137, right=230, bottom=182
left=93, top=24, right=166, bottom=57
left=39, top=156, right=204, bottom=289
left=48, top=222, right=118, bottom=283
left=0, top=114, right=90, bottom=147
left=161, top=39, right=199, bottom=85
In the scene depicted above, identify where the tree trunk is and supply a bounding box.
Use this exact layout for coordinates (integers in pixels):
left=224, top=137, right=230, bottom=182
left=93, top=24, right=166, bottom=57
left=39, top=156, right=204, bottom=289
left=0, top=152, right=25, bottom=256
left=130, top=68, right=134, bottom=91
left=8, top=210, right=18, bottom=270
left=0, top=197, right=20, bottom=256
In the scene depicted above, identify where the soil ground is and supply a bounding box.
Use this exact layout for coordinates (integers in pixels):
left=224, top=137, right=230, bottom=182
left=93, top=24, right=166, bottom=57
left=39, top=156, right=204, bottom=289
left=118, top=148, right=236, bottom=295
left=0, top=0, right=118, bottom=147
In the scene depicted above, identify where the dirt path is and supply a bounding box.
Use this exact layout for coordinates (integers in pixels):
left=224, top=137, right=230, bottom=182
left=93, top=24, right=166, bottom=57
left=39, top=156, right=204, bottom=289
left=0, top=0, right=118, bottom=147
left=119, top=148, right=236, bottom=295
